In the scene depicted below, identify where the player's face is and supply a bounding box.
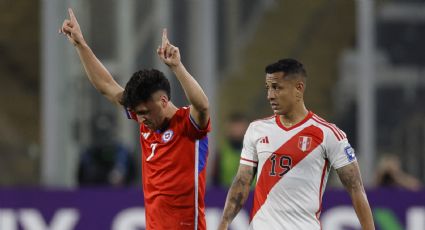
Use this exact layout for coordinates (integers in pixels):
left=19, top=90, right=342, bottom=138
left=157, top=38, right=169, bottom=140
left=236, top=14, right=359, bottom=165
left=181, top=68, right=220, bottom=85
left=265, top=72, right=299, bottom=115
left=133, top=92, right=168, bottom=130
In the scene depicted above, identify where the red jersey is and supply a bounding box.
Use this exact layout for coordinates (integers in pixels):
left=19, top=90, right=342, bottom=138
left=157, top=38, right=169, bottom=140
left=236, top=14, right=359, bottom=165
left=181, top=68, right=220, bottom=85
left=127, top=106, right=210, bottom=230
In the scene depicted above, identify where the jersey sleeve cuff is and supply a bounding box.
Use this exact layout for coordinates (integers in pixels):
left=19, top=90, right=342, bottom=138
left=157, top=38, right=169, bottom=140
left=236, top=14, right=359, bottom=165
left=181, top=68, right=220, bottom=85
left=240, top=157, right=258, bottom=167
left=124, top=107, right=137, bottom=121
left=189, top=114, right=211, bottom=132
left=333, top=158, right=357, bottom=170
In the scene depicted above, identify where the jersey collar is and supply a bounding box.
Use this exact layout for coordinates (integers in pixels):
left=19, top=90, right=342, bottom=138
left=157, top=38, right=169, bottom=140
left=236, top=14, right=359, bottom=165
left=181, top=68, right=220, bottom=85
left=276, top=111, right=313, bottom=131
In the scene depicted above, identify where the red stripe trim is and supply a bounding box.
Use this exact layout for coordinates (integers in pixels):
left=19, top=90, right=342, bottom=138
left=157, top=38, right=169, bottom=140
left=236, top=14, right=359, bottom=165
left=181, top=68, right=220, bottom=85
left=330, top=124, right=344, bottom=139
left=313, top=115, right=343, bottom=136
left=312, top=116, right=342, bottom=140
left=241, top=157, right=258, bottom=164
left=340, top=130, right=347, bottom=139
left=313, top=115, right=345, bottom=140
left=312, top=116, right=343, bottom=141
left=276, top=111, right=313, bottom=131
left=315, top=160, right=328, bottom=223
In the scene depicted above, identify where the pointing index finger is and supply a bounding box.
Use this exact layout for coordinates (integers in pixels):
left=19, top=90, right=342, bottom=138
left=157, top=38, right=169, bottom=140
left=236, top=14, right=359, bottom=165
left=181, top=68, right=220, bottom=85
left=68, top=8, right=77, bottom=22
left=161, top=28, right=168, bottom=49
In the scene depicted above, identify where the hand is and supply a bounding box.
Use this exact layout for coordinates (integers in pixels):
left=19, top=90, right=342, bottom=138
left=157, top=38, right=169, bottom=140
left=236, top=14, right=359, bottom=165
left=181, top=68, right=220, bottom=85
left=157, top=28, right=181, bottom=68
left=59, top=8, right=86, bottom=47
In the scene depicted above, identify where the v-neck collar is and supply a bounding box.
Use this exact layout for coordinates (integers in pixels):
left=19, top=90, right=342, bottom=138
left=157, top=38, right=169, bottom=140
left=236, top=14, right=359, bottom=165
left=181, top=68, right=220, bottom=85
left=275, top=111, right=313, bottom=131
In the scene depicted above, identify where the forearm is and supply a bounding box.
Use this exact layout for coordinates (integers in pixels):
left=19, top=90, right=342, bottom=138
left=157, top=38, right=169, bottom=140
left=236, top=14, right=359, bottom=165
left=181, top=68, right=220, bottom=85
left=75, top=43, right=123, bottom=105
left=218, top=165, right=254, bottom=230
left=219, top=180, right=250, bottom=229
left=337, top=162, right=375, bottom=230
left=350, top=189, right=375, bottom=230
left=171, top=63, right=209, bottom=112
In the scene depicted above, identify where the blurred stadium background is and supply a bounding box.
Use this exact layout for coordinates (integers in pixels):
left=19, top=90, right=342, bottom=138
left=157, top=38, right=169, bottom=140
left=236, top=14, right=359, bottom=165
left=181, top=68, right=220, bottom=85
left=0, top=0, right=424, bottom=229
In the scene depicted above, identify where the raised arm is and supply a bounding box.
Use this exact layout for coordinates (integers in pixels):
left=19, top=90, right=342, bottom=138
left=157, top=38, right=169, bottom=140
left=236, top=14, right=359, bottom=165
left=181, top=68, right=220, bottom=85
left=336, top=162, right=375, bottom=230
left=218, top=164, right=256, bottom=230
left=157, top=29, right=209, bottom=129
left=60, top=8, right=124, bottom=106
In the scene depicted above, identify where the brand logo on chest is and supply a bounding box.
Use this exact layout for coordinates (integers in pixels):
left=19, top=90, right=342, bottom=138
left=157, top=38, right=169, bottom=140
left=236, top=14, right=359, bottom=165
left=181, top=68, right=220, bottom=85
left=141, top=132, right=151, bottom=139
left=259, top=136, right=269, bottom=144
left=298, top=136, right=312, bottom=152
left=162, top=130, right=174, bottom=143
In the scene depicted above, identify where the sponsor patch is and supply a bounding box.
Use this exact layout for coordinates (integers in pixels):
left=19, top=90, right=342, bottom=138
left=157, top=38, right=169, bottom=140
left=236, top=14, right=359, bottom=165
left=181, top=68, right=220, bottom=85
left=162, top=130, right=174, bottom=143
left=344, top=145, right=356, bottom=162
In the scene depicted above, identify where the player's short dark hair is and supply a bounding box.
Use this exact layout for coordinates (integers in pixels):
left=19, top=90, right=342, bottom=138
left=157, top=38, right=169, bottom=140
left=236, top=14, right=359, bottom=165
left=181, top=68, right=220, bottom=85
left=265, top=58, right=307, bottom=79
left=121, top=69, right=171, bottom=109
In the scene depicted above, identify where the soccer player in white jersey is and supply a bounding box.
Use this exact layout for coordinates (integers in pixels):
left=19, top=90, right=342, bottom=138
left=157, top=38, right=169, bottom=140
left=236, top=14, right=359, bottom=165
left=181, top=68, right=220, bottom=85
left=218, top=59, right=375, bottom=230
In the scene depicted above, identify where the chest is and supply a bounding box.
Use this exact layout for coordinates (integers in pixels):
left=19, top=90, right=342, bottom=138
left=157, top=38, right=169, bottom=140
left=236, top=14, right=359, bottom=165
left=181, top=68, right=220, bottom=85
left=139, top=128, right=196, bottom=164
left=254, top=125, right=328, bottom=181
left=254, top=125, right=325, bottom=164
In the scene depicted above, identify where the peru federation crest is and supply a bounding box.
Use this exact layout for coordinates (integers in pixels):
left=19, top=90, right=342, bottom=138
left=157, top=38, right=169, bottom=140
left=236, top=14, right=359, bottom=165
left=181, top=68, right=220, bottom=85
left=298, top=136, right=312, bottom=152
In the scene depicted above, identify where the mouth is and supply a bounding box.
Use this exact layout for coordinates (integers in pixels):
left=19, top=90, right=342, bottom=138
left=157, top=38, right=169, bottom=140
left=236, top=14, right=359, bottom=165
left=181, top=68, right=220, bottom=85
left=270, top=103, right=279, bottom=110
left=143, top=121, right=153, bottom=128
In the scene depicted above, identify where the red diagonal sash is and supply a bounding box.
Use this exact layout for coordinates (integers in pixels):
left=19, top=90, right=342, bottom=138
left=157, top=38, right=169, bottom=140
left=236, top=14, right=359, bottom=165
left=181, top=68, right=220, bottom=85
left=250, top=125, right=324, bottom=220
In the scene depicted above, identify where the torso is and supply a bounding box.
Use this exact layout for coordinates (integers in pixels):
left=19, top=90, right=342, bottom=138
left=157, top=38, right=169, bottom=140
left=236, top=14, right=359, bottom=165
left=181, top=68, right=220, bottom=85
left=136, top=107, right=210, bottom=230
left=241, top=111, right=356, bottom=230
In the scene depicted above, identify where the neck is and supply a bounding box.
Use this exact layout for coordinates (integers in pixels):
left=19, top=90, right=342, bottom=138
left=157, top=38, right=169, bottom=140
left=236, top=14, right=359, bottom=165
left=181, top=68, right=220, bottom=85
left=165, top=102, right=178, bottom=118
left=279, top=103, right=308, bottom=128
left=157, top=102, right=178, bottom=132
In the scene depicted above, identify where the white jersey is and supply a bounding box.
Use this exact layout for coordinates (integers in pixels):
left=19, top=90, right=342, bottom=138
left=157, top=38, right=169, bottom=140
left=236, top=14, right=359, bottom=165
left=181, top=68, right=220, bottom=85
left=240, top=111, right=356, bottom=230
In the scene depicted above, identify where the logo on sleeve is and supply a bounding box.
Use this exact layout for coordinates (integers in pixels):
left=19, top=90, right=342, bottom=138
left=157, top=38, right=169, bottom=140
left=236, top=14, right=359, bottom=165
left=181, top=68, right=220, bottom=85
left=298, top=136, right=312, bottom=152
left=162, top=130, right=174, bottom=143
left=344, top=145, right=356, bottom=162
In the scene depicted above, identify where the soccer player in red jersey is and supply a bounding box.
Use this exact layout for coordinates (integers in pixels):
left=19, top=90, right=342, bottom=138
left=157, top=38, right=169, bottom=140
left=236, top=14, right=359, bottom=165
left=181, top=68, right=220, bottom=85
left=60, top=8, right=210, bottom=230
left=218, top=59, right=375, bottom=230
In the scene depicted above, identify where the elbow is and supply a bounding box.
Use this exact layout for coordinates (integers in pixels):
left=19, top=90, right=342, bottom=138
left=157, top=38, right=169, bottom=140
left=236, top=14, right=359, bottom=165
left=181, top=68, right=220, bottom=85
left=197, top=98, right=210, bottom=114
left=98, top=88, right=108, bottom=96
left=199, top=103, right=209, bottom=114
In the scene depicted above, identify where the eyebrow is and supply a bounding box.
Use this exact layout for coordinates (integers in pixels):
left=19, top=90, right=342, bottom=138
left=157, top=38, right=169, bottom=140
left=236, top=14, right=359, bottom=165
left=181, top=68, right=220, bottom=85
left=135, top=109, right=149, bottom=115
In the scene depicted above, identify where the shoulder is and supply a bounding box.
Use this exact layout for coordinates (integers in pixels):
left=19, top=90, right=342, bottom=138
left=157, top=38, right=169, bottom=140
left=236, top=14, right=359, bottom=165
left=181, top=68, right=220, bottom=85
left=310, top=113, right=347, bottom=141
left=243, top=115, right=276, bottom=138
left=180, top=106, right=191, bottom=114
left=172, top=106, right=190, bottom=120
left=250, top=114, right=276, bottom=128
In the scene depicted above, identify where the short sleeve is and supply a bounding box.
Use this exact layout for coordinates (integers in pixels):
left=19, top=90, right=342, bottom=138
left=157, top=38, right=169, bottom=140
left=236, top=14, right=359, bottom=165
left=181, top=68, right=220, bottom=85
left=325, top=132, right=357, bottom=169
left=124, top=107, right=138, bottom=121
left=240, top=123, right=258, bottom=167
left=185, top=107, right=211, bottom=139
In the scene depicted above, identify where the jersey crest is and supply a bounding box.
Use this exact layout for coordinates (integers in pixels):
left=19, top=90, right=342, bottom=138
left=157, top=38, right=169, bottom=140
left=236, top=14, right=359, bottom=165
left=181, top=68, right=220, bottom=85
left=162, top=130, right=174, bottom=143
left=298, top=136, right=312, bottom=152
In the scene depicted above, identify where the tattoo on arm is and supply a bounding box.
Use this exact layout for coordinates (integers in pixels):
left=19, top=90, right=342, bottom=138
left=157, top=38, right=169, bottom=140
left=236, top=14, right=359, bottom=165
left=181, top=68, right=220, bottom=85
left=337, top=162, right=365, bottom=193
left=337, top=162, right=375, bottom=229
left=222, top=165, right=256, bottom=223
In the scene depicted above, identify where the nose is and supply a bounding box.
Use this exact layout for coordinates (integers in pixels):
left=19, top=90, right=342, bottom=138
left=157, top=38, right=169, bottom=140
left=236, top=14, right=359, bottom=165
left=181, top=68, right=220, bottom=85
left=267, top=89, right=275, bottom=100
left=137, top=115, right=146, bottom=124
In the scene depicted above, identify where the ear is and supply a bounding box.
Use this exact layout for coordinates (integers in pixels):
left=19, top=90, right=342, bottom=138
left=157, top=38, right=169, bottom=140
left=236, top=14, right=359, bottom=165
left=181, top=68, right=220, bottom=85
left=159, top=94, right=169, bottom=108
left=295, top=80, right=305, bottom=93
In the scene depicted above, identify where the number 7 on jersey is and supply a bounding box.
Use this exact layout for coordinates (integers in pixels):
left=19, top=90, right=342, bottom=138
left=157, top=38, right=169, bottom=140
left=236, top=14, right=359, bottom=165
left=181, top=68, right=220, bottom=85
left=146, top=143, right=158, bottom=161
